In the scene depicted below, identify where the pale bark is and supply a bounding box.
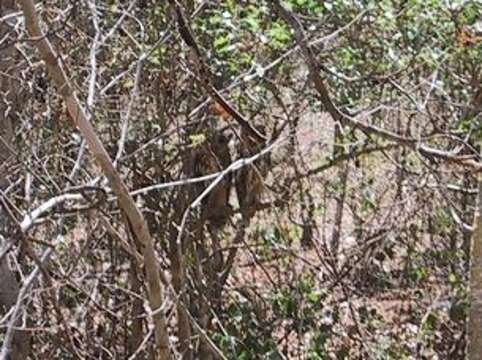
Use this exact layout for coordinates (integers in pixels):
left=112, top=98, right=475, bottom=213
left=467, top=169, right=482, bottom=359
left=466, top=77, right=482, bottom=358
left=466, top=83, right=482, bottom=358
left=17, top=0, right=172, bottom=358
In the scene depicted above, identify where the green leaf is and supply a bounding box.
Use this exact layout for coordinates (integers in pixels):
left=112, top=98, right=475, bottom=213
left=189, top=133, right=206, bottom=146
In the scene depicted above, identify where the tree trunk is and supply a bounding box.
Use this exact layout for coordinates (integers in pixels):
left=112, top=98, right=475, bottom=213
left=0, top=1, right=31, bottom=358
left=465, top=72, right=482, bottom=359
left=467, top=169, right=482, bottom=359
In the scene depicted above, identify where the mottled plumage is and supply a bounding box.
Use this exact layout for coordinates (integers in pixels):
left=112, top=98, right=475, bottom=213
left=235, top=126, right=268, bottom=219
left=194, top=130, right=232, bottom=228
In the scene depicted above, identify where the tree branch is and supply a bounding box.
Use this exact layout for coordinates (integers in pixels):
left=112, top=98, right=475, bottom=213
left=17, top=1, right=172, bottom=357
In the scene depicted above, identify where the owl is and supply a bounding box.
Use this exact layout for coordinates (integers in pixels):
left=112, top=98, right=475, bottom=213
left=193, top=130, right=232, bottom=228
left=235, top=126, right=268, bottom=219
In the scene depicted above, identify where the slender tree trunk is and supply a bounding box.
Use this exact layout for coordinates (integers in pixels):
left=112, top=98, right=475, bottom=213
left=127, top=257, right=145, bottom=356
left=0, top=2, right=31, bottom=358
left=330, top=124, right=348, bottom=262
left=465, top=74, right=482, bottom=359
left=467, top=140, right=482, bottom=359
left=169, top=203, right=192, bottom=360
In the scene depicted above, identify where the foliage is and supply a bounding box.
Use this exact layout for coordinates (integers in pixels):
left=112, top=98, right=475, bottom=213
left=0, top=0, right=480, bottom=358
